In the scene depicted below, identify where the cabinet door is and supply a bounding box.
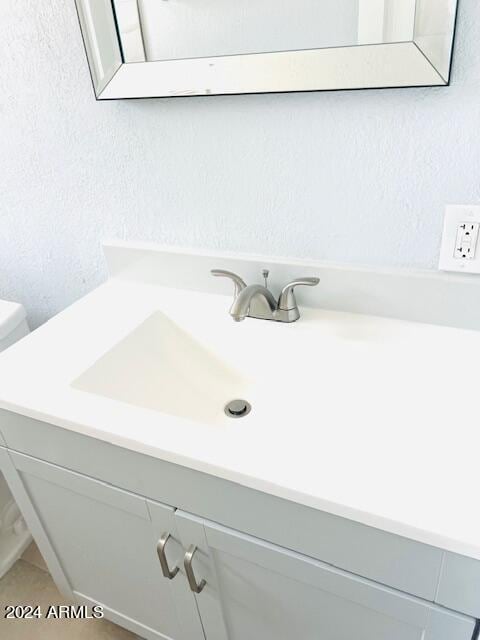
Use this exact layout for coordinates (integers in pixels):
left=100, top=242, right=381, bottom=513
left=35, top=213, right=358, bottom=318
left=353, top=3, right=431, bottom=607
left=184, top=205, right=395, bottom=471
left=175, top=511, right=475, bottom=640
left=12, top=452, right=202, bottom=640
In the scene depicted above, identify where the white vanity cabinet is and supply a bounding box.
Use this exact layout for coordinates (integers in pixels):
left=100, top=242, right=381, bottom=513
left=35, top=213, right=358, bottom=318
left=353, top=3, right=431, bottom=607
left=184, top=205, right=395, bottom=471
left=3, top=449, right=476, bottom=640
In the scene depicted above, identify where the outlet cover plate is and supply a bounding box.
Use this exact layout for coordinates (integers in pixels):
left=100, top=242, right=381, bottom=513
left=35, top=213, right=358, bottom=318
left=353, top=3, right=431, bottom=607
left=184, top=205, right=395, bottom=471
left=439, top=205, right=480, bottom=274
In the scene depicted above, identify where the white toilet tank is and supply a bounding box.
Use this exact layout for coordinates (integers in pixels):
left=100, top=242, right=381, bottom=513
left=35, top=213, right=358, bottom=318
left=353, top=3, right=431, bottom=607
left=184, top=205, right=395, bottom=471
left=0, top=300, right=29, bottom=350
left=0, top=299, right=31, bottom=578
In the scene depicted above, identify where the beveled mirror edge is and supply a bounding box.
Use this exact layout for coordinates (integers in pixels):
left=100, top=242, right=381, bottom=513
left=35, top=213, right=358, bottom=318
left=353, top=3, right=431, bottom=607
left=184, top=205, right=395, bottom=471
left=74, top=0, right=122, bottom=96
left=413, top=0, right=459, bottom=82
left=100, top=44, right=446, bottom=101
left=74, top=0, right=458, bottom=101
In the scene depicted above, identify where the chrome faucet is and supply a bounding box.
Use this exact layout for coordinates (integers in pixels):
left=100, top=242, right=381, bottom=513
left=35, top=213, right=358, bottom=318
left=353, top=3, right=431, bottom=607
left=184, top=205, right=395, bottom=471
left=211, top=269, right=319, bottom=323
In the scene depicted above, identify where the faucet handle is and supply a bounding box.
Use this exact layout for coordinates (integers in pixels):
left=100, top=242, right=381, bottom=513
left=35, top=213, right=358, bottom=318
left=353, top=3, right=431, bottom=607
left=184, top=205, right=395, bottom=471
left=211, top=270, right=247, bottom=297
left=278, top=277, right=320, bottom=310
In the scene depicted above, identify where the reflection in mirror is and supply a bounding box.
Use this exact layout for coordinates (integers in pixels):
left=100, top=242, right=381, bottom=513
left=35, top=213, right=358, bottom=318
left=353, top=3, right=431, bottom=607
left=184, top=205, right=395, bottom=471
left=114, top=0, right=418, bottom=62
left=75, top=0, right=458, bottom=99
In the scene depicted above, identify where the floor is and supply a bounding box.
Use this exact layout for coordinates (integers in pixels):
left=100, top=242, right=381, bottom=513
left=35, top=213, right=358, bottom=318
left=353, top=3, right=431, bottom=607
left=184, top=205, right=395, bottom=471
left=0, top=542, right=138, bottom=639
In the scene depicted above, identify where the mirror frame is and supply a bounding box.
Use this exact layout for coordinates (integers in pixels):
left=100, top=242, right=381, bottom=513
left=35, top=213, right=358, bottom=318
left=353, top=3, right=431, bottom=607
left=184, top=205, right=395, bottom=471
left=74, top=0, right=459, bottom=100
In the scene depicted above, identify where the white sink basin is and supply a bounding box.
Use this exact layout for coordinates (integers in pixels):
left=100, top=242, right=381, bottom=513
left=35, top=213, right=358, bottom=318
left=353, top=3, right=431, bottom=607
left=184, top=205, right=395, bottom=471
left=72, top=311, right=247, bottom=425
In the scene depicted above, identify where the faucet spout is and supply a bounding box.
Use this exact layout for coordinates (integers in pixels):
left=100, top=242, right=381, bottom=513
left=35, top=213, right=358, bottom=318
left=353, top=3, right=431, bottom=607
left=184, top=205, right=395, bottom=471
left=229, top=284, right=277, bottom=322
left=211, top=267, right=319, bottom=323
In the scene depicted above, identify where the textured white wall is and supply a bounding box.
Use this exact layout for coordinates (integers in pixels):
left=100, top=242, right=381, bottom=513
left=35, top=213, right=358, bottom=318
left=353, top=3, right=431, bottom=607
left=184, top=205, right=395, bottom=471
left=0, top=0, right=479, bottom=328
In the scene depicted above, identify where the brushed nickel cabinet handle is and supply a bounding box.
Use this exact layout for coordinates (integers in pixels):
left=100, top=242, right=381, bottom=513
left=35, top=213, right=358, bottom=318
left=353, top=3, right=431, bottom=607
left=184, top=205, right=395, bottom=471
left=157, top=532, right=179, bottom=580
left=184, top=545, right=206, bottom=593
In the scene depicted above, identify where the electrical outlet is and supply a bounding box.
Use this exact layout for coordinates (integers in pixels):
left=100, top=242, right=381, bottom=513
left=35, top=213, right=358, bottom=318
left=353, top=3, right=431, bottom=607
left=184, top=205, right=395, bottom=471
left=439, top=205, right=480, bottom=274
left=454, top=222, right=479, bottom=260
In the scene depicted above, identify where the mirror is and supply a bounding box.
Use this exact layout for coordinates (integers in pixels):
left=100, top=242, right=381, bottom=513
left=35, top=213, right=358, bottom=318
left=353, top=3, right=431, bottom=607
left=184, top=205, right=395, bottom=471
left=75, top=0, right=458, bottom=100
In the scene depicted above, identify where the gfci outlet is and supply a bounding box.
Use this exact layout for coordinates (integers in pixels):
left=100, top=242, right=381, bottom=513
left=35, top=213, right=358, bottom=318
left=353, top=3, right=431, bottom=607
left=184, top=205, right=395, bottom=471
left=439, top=205, right=480, bottom=274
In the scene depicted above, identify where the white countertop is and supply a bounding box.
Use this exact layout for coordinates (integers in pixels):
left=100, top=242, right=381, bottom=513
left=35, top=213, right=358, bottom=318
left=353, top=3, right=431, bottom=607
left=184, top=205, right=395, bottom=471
left=0, top=278, right=479, bottom=560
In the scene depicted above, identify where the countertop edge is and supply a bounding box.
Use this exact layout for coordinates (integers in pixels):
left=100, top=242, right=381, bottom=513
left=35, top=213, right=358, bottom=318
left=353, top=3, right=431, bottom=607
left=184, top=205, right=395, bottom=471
left=1, top=398, right=479, bottom=563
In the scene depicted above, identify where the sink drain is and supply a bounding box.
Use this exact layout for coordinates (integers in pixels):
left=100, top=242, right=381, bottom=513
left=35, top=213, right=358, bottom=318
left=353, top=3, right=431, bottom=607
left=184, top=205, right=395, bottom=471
left=224, top=399, right=252, bottom=418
